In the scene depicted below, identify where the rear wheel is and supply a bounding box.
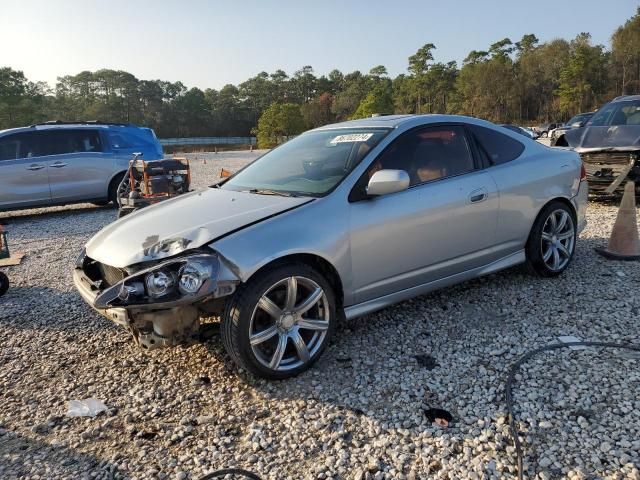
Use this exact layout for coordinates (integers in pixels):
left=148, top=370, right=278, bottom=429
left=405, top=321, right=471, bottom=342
left=221, top=263, right=336, bottom=379
left=526, top=202, right=576, bottom=277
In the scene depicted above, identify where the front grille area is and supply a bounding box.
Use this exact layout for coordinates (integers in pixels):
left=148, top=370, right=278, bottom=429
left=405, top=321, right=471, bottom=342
left=82, top=256, right=127, bottom=288
left=97, top=262, right=126, bottom=287
left=580, top=151, right=639, bottom=194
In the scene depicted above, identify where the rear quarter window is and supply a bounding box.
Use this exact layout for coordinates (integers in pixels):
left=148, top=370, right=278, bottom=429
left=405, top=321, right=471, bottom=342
left=469, top=125, right=525, bottom=166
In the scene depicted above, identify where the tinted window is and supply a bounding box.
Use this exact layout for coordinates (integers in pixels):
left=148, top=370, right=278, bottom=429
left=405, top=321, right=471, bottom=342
left=12, top=129, right=103, bottom=158
left=368, top=125, right=474, bottom=186
left=109, top=132, right=151, bottom=149
left=588, top=99, right=640, bottom=126
left=0, top=135, right=20, bottom=161
left=469, top=125, right=524, bottom=166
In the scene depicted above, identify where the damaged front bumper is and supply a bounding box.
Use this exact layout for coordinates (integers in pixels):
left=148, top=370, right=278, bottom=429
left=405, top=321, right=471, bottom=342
left=579, top=149, right=640, bottom=196
left=73, top=250, right=240, bottom=349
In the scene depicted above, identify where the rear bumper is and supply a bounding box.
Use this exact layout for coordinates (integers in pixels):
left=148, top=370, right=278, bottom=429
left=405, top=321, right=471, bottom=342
left=572, top=180, right=588, bottom=234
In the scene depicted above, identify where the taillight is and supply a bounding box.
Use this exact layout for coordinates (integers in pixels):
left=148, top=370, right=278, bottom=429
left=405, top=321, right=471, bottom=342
left=580, top=162, right=587, bottom=181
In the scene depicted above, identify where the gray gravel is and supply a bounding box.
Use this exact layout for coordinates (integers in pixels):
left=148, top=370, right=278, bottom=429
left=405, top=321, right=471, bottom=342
left=1, top=150, right=639, bottom=480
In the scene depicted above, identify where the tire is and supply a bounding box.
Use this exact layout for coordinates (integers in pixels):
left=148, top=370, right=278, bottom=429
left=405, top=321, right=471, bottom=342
left=221, top=263, right=336, bottom=379
left=108, top=173, right=127, bottom=205
left=0, top=271, right=9, bottom=297
left=541, top=131, right=548, bottom=138
left=526, top=201, right=576, bottom=277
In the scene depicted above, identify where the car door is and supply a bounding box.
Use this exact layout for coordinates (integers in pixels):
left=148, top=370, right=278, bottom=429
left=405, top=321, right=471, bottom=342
left=348, top=124, right=500, bottom=304
left=0, top=132, right=51, bottom=210
left=47, top=129, right=114, bottom=202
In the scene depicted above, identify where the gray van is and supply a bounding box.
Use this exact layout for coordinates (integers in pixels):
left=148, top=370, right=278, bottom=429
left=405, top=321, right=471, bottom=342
left=0, top=121, right=163, bottom=211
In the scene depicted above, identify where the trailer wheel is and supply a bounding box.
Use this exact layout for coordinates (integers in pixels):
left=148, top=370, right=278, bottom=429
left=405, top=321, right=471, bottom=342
left=0, top=271, right=9, bottom=297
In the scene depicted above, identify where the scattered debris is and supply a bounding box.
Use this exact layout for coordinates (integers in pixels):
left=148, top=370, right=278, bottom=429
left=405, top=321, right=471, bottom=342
left=424, top=408, right=453, bottom=428
left=67, top=398, right=108, bottom=417
left=0, top=252, right=24, bottom=267
left=413, top=354, right=439, bottom=370
left=557, top=335, right=588, bottom=350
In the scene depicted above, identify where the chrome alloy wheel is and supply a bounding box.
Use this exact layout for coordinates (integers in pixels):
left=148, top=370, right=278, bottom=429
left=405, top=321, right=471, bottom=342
left=249, top=276, right=330, bottom=371
left=541, top=209, right=575, bottom=271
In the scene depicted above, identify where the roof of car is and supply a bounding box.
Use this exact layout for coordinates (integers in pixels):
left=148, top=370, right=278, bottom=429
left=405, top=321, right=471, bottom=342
left=0, top=122, right=144, bottom=136
left=313, top=114, right=497, bottom=131
left=612, top=95, right=640, bottom=102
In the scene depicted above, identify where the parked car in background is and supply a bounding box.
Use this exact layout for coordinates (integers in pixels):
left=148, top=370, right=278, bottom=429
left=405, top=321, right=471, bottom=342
left=500, top=124, right=536, bottom=139
left=534, top=122, right=562, bottom=138
left=554, top=95, right=640, bottom=196
left=74, top=114, right=588, bottom=379
left=0, top=121, right=163, bottom=211
left=521, top=127, right=540, bottom=139
left=549, top=112, right=594, bottom=145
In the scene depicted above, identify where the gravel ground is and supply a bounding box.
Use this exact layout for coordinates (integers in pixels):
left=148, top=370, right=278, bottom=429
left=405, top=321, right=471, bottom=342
left=1, top=150, right=639, bottom=480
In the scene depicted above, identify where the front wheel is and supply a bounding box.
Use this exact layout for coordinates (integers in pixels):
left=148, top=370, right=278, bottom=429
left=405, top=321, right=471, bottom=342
left=221, top=263, right=336, bottom=379
left=526, top=202, right=576, bottom=277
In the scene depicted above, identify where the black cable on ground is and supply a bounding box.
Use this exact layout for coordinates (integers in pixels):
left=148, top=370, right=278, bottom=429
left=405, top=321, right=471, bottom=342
left=506, top=341, right=640, bottom=480
left=198, top=468, right=262, bottom=479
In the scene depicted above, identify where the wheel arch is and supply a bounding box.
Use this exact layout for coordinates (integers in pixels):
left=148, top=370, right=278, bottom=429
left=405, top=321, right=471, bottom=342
left=107, top=170, right=127, bottom=201
left=244, top=253, right=345, bottom=308
left=528, top=196, right=577, bottom=241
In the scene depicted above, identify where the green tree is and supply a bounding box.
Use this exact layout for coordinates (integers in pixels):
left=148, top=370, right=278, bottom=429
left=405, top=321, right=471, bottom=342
left=256, top=103, right=305, bottom=148
left=352, top=82, right=393, bottom=119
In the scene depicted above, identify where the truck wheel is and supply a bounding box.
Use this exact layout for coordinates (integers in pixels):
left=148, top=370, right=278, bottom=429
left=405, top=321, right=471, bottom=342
left=221, top=263, right=336, bottom=379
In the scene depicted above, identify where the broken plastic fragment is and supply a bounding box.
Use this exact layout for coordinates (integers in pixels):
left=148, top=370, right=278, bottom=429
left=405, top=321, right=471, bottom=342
left=424, top=408, right=453, bottom=428
left=67, top=398, right=108, bottom=417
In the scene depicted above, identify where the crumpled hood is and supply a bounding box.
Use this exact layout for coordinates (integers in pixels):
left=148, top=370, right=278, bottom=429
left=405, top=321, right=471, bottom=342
left=86, top=188, right=311, bottom=268
left=565, top=125, right=640, bottom=153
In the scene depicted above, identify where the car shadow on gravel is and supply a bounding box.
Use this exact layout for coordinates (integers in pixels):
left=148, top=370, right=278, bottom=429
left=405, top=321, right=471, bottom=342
left=0, top=428, right=123, bottom=478
left=0, top=286, right=118, bottom=332
left=0, top=203, right=114, bottom=222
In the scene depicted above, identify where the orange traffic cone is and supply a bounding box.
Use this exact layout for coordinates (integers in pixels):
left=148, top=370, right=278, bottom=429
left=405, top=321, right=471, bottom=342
left=220, top=168, right=232, bottom=178
left=595, top=181, right=640, bottom=260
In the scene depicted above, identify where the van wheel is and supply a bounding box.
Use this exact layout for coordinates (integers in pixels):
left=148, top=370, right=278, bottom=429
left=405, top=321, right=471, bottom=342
left=526, top=202, right=576, bottom=277
left=221, top=263, right=336, bottom=379
left=109, top=173, right=127, bottom=205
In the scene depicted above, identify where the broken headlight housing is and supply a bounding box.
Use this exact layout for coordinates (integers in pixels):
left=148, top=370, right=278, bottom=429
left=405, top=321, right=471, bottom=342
left=94, top=254, right=220, bottom=308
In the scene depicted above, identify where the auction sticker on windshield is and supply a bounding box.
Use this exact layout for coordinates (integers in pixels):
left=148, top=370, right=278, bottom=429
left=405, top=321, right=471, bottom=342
left=330, top=133, right=374, bottom=144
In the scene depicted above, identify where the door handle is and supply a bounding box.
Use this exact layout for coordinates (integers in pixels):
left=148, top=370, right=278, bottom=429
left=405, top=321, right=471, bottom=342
left=50, top=162, right=68, bottom=168
left=26, top=164, right=45, bottom=171
left=468, top=188, right=488, bottom=203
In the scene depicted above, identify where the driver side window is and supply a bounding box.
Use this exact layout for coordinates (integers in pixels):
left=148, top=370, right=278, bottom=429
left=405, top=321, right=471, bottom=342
left=366, top=125, right=475, bottom=186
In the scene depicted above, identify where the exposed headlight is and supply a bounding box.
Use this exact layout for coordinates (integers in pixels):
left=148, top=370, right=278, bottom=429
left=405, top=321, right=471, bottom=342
left=94, top=254, right=220, bottom=308
left=178, top=259, right=212, bottom=294
left=145, top=270, right=176, bottom=297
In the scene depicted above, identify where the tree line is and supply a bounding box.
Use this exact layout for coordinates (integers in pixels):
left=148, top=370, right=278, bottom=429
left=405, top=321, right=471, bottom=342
left=1, top=8, right=639, bottom=147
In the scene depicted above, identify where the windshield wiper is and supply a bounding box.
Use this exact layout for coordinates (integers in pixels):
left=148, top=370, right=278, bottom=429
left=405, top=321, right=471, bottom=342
left=246, top=188, right=298, bottom=197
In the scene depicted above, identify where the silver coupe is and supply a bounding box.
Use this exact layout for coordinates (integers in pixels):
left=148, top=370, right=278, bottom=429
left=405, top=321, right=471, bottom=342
left=74, top=115, right=588, bottom=379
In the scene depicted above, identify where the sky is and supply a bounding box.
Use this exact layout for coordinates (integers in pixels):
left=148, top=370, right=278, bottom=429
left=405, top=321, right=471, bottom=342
left=1, top=0, right=639, bottom=90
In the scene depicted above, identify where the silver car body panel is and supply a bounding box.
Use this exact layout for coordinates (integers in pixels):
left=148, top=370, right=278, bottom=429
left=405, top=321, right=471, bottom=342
left=78, top=114, right=587, bottom=321
left=85, top=187, right=312, bottom=268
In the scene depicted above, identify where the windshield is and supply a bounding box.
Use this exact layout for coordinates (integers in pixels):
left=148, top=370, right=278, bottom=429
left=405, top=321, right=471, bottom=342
left=588, top=100, right=640, bottom=126
left=566, top=113, right=591, bottom=126
left=220, top=128, right=391, bottom=197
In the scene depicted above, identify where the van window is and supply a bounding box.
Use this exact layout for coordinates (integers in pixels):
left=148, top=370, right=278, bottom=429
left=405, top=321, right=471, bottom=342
left=16, top=130, right=102, bottom=158
left=0, top=135, right=20, bottom=161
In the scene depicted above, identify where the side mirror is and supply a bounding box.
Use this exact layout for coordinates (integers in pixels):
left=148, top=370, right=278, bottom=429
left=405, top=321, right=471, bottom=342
left=572, top=122, right=583, bottom=128
left=366, top=169, right=410, bottom=196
